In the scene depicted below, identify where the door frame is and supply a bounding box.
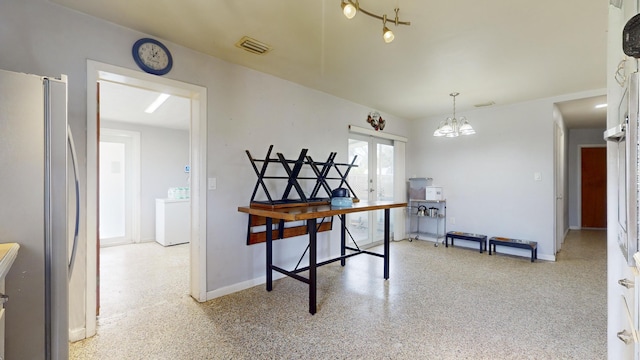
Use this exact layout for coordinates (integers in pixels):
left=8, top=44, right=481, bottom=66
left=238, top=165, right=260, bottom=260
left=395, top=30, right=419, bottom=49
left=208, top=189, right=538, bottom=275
left=348, top=124, right=407, bottom=242
left=84, top=60, right=207, bottom=338
left=577, top=144, right=607, bottom=229
left=553, top=122, right=564, bottom=255
left=347, top=134, right=394, bottom=245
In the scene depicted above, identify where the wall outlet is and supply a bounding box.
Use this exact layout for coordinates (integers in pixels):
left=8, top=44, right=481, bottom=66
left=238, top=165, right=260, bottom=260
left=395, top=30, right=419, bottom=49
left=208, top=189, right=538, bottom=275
left=450, top=217, right=456, bottom=225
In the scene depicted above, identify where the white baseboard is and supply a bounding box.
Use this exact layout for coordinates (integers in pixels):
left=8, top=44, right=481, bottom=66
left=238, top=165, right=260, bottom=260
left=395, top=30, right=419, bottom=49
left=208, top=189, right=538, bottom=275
left=538, top=253, right=556, bottom=262
left=206, top=272, right=286, bottom=301
left=69, top=327, right=87, bottom=342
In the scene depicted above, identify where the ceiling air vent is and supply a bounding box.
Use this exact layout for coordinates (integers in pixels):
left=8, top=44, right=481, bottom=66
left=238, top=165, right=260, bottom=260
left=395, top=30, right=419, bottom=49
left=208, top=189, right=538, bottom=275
left=474, top=101, right=495, bottom=108
left=235, top=36, right=272, bottom=55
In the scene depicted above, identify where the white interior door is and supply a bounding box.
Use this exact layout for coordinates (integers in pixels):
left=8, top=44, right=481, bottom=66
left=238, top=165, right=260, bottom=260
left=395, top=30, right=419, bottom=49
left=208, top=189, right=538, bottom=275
left=99, top=129, right=140, bottom=247
left=347, top=135, right=394, bottom=246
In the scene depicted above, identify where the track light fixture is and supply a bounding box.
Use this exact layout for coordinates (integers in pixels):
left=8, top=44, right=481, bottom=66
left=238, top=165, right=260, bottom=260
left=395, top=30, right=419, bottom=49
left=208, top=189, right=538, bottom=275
left=341, top=0, right=410, bottom=43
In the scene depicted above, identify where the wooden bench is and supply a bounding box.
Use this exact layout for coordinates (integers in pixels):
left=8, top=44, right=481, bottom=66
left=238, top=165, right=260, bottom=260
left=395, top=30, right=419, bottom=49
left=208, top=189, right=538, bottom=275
left=488, top=236, right=538, bottom=262
left=445, top=231, right=487, bottom=253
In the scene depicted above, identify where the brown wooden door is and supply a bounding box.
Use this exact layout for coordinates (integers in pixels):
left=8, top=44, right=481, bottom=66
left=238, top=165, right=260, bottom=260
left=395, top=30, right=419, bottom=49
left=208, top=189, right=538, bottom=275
left=581, top=147, right=606, bottom=228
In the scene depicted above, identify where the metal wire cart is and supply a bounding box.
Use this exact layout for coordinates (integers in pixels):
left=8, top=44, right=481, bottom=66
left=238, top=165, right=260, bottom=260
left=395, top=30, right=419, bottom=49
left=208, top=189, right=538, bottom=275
left=407, top=178, right=446, bottom=246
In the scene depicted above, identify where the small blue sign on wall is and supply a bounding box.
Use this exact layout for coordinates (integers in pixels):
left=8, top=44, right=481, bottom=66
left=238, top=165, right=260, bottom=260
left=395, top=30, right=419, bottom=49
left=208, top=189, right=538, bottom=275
left=184, top=165, right=190, bottom=173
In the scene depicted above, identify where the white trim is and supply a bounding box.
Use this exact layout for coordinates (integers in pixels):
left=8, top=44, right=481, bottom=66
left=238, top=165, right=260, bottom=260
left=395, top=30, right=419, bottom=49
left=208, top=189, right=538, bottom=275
left=577, top=144, right=607, bottom=229
left=85, top=60, right=208, bottom=340
left=393, top=140, right=407, bottom=240
left=68, top=328, right=85, bottom=343
left=348, top=124, right=408, bottom=142
left=190, top=82, right=208, bottom=302
left=206, top=273, right=286, bottom=300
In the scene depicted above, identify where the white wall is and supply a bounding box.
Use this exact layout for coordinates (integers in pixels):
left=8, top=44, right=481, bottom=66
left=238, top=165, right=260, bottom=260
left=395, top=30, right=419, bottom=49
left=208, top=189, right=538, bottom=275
left=101, top=120, right=190, bottom=242
left=0, top=0, right=412, bottom=349
left=407, top=91, right=603, bottom=260
left=567, top=128, right=606, bottom=229
left=607, top=2, right=639, bottom=359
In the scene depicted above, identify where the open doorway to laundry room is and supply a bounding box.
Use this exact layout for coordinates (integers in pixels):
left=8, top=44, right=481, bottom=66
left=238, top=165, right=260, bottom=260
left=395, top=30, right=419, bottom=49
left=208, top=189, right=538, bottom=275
left=71, top=61, right=207, bottom=342
left=97, top=79, right=192, bottom=321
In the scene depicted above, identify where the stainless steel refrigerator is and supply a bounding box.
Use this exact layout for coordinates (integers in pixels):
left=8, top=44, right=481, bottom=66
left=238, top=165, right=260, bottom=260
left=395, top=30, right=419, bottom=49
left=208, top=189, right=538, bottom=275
left=0, top=68, right=78, bottom=359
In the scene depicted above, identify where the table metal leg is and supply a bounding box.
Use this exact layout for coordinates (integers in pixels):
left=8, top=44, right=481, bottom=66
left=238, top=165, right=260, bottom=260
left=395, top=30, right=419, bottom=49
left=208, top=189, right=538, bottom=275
left=384, top=208, right=390, bottom=280
left=266, top=217, right=273, bottom=291
left=308, top=218, right=317, bottom=315
left=340, top=214, right=346, bottom=266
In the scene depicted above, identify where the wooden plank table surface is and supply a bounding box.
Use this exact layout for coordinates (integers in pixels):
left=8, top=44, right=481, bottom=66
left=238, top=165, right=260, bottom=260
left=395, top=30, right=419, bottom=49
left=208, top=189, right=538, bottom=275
left=238, top=200, right=407, bottom=220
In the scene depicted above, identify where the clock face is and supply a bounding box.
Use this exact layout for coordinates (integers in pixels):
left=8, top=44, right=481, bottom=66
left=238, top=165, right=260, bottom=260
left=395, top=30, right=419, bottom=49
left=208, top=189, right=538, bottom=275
left=132, top=38, right=173, bottom=75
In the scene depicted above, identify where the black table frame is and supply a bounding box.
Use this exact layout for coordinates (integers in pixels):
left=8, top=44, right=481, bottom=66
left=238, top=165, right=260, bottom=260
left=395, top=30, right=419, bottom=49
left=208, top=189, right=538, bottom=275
left=239, top=202, right=406, bottom=314
left=445, top=232, right=487, bottom=253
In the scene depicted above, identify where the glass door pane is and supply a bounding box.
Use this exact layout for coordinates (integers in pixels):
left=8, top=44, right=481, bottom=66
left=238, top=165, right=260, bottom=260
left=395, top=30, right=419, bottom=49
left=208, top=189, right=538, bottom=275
left=347, top=138, right=370, bottom=243
left=347, top=136, right=394, bottom=246
left=372, top=143, right=394, bottom=242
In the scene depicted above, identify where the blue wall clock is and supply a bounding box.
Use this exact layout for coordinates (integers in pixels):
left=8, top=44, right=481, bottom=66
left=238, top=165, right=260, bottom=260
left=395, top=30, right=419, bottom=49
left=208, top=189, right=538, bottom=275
left=132, top=38, right=173, bottom=76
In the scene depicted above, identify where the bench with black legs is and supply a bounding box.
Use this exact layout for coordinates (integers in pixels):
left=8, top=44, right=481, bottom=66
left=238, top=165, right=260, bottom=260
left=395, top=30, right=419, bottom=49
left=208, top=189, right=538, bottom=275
left=488, top=236, right=538, bottom=262
left=445, top=231, right=487, bottom=253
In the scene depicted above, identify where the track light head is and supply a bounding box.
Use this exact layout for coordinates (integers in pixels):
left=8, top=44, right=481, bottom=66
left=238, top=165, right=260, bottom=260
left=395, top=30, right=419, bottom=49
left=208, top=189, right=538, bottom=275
left=342, top=1, right=357, bottom=19
left=341, top=1, right=409, bottom=43
left=382, top=16, right=394, bottom=43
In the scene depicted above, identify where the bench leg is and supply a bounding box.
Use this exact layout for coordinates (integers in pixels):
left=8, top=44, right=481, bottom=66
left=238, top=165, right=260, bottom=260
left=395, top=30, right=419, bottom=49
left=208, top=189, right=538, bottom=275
left=489, top=242, right=493, bottom=255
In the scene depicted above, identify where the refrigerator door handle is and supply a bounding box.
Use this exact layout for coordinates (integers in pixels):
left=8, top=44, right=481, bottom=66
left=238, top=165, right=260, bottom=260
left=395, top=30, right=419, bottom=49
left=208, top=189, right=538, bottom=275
left=68, top=125, right=80, bottom=278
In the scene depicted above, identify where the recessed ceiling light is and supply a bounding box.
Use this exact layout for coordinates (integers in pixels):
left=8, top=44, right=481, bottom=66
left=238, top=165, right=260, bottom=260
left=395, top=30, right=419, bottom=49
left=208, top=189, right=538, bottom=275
left=595, top=103, right=607, bottom=109
left=145, top=93, right=170, bottom=113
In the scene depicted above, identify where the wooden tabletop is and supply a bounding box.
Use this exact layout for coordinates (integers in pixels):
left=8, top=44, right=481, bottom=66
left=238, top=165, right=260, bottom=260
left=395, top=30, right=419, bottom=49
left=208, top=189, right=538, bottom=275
left=0, top=243, right=19, bottom=280
left=238, top=201, right=407, bottom=221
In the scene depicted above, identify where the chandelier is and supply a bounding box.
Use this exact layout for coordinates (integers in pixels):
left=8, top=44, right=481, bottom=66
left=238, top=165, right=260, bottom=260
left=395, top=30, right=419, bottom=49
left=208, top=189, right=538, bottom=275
left=433, top=92, right=476, bottom=138
left=341, top=0, right=411, bottom=43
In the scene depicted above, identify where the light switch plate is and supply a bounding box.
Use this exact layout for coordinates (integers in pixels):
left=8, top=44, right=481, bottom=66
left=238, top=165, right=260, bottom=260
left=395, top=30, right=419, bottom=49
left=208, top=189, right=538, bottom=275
left=534, top=172, right=541, bottom=181
left=208, top=177, right=217, bottom=190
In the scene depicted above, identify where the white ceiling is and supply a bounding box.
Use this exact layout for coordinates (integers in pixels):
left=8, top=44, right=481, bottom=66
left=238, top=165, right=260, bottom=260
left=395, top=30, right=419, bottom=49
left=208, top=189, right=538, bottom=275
left=99, top=80, right=190, bottom=130
left=53, top=0, right=609, bottom=129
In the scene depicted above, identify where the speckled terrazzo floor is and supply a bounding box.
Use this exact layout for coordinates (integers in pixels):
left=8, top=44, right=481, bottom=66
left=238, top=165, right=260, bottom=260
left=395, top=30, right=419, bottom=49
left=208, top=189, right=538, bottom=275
left=70, top=230, right=606, bottom=359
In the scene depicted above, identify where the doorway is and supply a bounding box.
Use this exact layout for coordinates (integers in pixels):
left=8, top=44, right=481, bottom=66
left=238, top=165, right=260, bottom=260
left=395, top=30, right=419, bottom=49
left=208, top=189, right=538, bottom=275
left=347, top=134, right=394, bottom=246
left=580, top=146, right=607, bottom=228
left=76, top=61, right=208, bottom=341
left=554, top=122, right=565, bottom=255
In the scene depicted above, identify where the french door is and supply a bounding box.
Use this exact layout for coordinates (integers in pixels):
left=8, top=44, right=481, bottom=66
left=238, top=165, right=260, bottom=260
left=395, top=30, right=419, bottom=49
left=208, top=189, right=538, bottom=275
left=347, top=135, right=394, bottom=246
